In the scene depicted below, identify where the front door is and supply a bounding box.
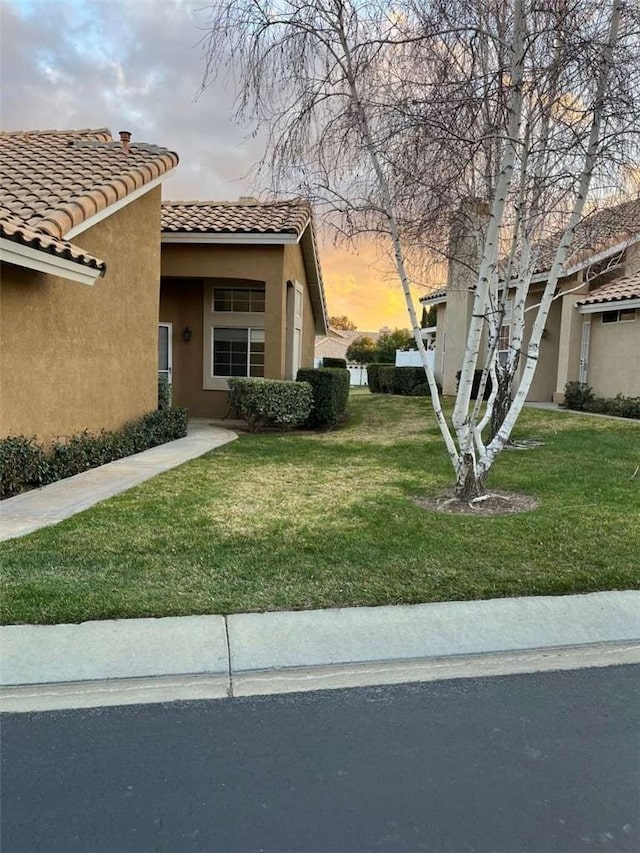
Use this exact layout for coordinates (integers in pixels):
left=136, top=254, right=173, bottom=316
left=158, top=323, right=172, bottom=384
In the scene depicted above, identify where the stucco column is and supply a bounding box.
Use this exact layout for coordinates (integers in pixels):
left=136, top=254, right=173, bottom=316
left=264, top=274, right=286, bottom=378
left=442, top=290, right=474, bottom=395
left=553, top=292, right=584, bottom=403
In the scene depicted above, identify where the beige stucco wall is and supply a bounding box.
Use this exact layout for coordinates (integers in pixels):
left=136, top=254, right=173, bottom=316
left=159, top=241, right=318, bottom=418
left=517, top=291, right=562, bottom=402
left=586, top=313, right=640, bottom=397
left=442, top=290, right=474, bottom=395
left=0, top=188, right=162, bottom=442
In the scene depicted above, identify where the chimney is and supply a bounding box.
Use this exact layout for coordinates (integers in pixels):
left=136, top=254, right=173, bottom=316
left=119, top=130, right=132, bottom=155
left=446, top=198, right=489, bottom=293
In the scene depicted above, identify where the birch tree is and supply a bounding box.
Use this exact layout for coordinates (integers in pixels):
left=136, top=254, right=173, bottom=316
left=200, top=0, right=640, bottom=501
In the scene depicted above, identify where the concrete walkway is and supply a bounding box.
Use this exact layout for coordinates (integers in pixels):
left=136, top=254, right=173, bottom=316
left=524, top=401, right=639, bottom=422
left=0, top=420, right=237, bottom=542
left=1, top=591, right=638, bottom=712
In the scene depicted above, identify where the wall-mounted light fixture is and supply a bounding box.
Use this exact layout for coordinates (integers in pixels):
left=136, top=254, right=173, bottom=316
left=183, top=326, right=193, bottom=343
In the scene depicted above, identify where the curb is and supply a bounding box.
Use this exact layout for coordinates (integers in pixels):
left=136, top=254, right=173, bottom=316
left=2, top=591, right=639, bottom=712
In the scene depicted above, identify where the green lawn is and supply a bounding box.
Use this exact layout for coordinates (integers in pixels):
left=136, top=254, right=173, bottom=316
left=1, top=393, right=639, bottom=625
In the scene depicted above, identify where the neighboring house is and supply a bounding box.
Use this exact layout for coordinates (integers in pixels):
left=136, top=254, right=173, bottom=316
left=421, top=198, right=640, bottom=401
left=160, top=199, right=328, bottom=417
left=0, top=128, right=178, bottom=442
left=314, top=328, right=384, bottom=385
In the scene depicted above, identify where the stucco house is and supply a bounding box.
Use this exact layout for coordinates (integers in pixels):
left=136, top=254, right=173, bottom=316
left=159, top=200, right=328, bottom=417
left=0, top=128, right=178, bottom=442
left=421, top=198, right=640, bottom=402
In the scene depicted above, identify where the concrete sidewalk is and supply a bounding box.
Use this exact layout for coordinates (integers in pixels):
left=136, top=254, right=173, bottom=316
left=2, top=591, right=638, bottom=712
left=0, top=420, right=237, bottom=542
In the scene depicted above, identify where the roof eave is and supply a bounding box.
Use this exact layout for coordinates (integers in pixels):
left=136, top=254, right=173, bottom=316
left=578, top=296, right=640, bottom=313
left=0, top=237, right=104, bottom=286
left=160, top=231, right=301, bottom=245
left=300, top=222, right=328, bottom=335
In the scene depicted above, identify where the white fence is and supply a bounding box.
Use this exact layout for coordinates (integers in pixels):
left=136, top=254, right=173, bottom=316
left=395, top=349, right=435, bottom=373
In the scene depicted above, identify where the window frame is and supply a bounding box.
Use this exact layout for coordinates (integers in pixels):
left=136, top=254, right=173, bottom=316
left=211, top=326, right=265, bottom=379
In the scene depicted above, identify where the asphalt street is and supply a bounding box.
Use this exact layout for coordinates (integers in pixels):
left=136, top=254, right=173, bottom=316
left=2, top=665, right=639, bottom=853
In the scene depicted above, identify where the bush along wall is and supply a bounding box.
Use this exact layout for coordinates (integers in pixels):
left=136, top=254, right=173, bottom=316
left=455, top=369, right=493, bottom=401
left=367, top=365, right=439, bottom=396
left=367, top=363, right=390, bottom=393
left=322, top=357, right=348, bottom=369
left=228, top=377, right=313, bottom=431
left=297, top=367, right=350, bottom=427
left=563, top=382, right=640, bottom=419
left=0, top=404, right=188, bottom=500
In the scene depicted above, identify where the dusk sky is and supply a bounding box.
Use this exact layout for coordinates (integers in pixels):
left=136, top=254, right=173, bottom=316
left=0, top=0, right=428, bottom=331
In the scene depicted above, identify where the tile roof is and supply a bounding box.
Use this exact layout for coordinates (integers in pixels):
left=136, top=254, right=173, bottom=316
left=420, top=197, right=640, bottom=304
left=161, top=200, right=312, bottom=236
left=534, top=197, right=640, bottom=273
left=0, top=128, right=178, bottom=240
left=577, top=269, right=640, bottom=305
left=315, top=329, right=382, bottom=360
left=0, top=209, right=106, bottom=273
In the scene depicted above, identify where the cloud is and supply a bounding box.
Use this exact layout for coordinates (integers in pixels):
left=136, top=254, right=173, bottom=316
left=0, top=0, right=438, bottom=329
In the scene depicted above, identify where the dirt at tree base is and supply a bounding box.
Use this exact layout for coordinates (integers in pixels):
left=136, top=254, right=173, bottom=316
left=414, top=490, right=539, bottom=517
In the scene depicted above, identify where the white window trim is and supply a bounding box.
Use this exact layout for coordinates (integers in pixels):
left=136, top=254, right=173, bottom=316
left=158, top=322, right=173, bottom=385
left=210, top=327, right=264, bottom=380
left=600, top=307, right=638, bottom=323
left=203, top=281, right=266, bottom=391
left=0, top=237, right=102, bottom=286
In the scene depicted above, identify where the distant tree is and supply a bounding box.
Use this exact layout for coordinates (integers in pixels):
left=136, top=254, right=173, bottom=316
left=329, top=315, right=357, bottom=330
left=420, top=305, right=437, bottom=328
left=346, top=336, right=377, bottom=364
left=375, top=329, right=414, bottom=364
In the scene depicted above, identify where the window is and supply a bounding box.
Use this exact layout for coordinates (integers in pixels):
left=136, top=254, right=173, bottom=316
left=601, top=308, right=636, bottom=323
left=213, top=288, right=265, bottom=313
left=497, top=299, right=512, bottom=365
left=212, top=328, right=264, bottom=378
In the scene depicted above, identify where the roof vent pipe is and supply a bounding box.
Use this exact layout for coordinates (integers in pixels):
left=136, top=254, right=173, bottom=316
left=119, top=130, right=132, bottom=155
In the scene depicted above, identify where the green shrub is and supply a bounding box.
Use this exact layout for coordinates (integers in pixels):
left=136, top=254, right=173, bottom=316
left=296, top=368, right=350, bottom=427
left=228, top=377, right=313, bottom=431
left=367, top=363, right=389, bottom=393
left=378, top=366, right=396, bottom=394
left=0, top=407, right=188, bottom=500
left=158, top=375, right=172, bottom=410
left=455, top=369, right=493, bottom=401
left=563, top=381, right=594, bottom=411
left=409, top=383, right=430, bottom=396
left=322, top=357, right=348, bottom=369
left=0, top=436, right=49, bottom=499
left=563, top=383, right=640, bottom=419
left=392, top=367, right=427, bottom=395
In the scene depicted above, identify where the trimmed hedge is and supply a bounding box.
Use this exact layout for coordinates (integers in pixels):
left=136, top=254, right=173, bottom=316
left=0, top=406, right=188, bottom=500
left=228, top=377, right=313, bottom=431
left=455, top=369, right=493, bottom=401
left=367, top=363, right=393, bottom=393
left=297, top=367, right=350, bottom=427
left=322, top=357, right=348, bottom=369
left=563, top=382, right=640, bottom=419
left=368, top=365, right=439, bottom=397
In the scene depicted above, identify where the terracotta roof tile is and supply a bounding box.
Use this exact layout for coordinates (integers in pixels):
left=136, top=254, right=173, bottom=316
left=534, top=198, right=640, bottom=273
left=161, top=200, right=312, bottom=237
left=577, top=269, right=640, bottom=305
left=0, top=208, right=106, bottom=273
left=0, top=128, right=178, bottom=240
